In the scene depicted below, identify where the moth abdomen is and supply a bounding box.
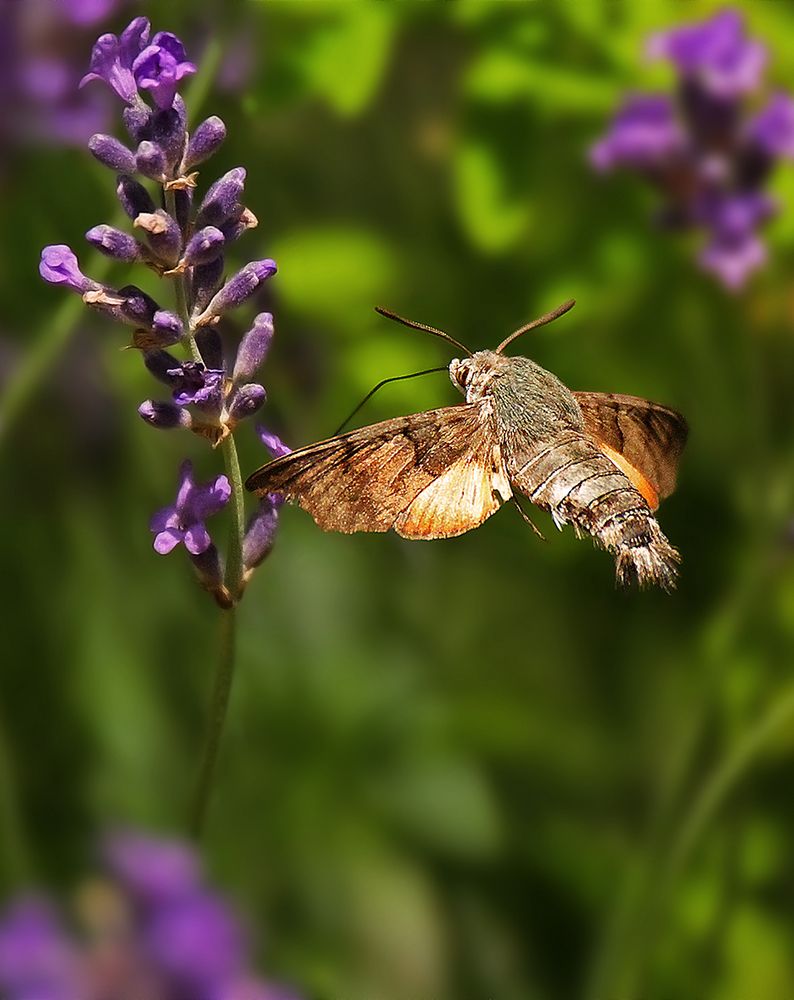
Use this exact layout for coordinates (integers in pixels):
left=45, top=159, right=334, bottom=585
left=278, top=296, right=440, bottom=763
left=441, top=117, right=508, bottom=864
left=511, top=433, right=680, bottom=590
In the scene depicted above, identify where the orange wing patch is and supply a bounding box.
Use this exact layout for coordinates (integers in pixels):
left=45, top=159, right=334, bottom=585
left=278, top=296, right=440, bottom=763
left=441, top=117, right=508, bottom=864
left=395, top=444, right=511, bottom=539
left=598, top=441, right=659, bottom=510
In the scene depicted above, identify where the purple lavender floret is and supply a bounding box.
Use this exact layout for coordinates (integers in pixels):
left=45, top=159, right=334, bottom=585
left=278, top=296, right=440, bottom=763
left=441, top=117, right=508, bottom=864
left=150, top=460, right=230, bottom=555
left=170, top=363, right=226, bottom=413
left=592, top=7, right=794, bottom=290
left=79, top=16, right=150, bottom=103
left=39, top=245, right=101, bottom=294
left=133, top=32, right=197, bottom=111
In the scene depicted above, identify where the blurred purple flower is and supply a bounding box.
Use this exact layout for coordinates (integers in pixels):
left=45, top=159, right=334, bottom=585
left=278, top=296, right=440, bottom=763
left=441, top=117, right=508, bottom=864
left=62, top=0, right=124, bottom=28
left=0, top=897, right=80, bottom=1000
left=748, top=93, right=794, bottom=158
left=0, top=833, right=301, bottom=1000
left=592, top=7, right=794, bottom=290
left=646, top=8, right=766, bottom=98
left=104, top=830, right=201, bottom=905
left=133, top=32, right=197, bottom=110
left=590, top=95, right=686, bottom=171
left=150, top=460, right=230, bottom=555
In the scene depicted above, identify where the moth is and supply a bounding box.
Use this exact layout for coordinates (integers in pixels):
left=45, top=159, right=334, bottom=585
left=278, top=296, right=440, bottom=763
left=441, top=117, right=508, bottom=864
left=246, top=301, right=688, bottom=589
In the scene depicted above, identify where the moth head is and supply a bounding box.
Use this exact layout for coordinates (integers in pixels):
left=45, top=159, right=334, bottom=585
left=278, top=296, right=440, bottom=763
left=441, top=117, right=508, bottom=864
left=449, top=353, right=499, bottom=402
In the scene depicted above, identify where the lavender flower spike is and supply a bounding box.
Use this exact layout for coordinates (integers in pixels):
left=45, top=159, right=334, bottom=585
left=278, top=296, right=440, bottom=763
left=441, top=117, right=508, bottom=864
left=194, top=260, right=278, bottom=327
left=133, top=32, right=196, bottom=111
left=80, top=16, right=151, bottom=102
left=40, top=245, right=101, bottom=294
left=150, top=460, right=230, bottom=555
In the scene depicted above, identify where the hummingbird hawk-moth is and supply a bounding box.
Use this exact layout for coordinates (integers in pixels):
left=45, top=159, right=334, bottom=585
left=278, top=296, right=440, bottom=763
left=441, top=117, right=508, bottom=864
left=246, top=301, right=688, bottom=590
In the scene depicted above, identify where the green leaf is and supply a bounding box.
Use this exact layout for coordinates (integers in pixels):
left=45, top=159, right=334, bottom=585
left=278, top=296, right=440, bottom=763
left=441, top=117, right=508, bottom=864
left=454, top=139, right=531, bottom=253
left=271, top=226, right=397, bottom=319
left=292, top=1, right=396, bottom=117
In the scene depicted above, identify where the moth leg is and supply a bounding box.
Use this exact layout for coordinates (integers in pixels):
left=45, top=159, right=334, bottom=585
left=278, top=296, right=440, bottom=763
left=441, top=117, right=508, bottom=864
left=510, top=496, right=546, bottom=541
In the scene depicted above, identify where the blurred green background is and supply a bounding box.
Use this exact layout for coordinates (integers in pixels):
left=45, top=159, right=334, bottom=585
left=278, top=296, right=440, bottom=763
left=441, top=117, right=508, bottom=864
left=3, top=1, right=794, bottom=997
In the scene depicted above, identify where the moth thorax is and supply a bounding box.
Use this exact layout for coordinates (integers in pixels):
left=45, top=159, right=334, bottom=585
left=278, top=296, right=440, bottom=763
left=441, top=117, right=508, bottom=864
left=449, top=352, right=499, bottom=402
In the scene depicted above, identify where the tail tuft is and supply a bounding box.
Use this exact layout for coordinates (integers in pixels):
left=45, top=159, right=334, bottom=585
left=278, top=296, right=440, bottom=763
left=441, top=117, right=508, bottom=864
left=613, top=521, right=680, bottom=591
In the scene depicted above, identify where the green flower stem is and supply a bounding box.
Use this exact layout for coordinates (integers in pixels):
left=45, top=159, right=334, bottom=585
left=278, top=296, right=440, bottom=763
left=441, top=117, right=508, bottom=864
left=190, top=605, right=237, bottom=837
left=0, top=705, right=32, bottom=888
left=220, top=432, right=246, bottom=599
left=189, top=433, right=246, bottom=837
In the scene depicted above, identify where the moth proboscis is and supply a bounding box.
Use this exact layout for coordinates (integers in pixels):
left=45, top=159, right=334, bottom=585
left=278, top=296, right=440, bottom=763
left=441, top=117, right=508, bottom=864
left=246, top=301, right=688, bottom=590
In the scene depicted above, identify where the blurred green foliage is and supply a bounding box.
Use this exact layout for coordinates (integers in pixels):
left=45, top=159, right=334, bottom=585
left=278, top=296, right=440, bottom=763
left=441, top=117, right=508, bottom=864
left=2, top=1, right=794, bottom=998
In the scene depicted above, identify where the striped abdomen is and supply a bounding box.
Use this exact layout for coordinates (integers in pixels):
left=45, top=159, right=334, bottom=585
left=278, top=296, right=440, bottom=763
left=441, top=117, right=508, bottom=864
left=509, top=430, right=680, bottom=590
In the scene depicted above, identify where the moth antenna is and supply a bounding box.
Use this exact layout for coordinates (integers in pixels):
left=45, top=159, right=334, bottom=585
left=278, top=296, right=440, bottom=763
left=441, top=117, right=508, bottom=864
left=375, top=306, right=473, bottom=357
left=511, top=497, right=546, bottom=541
left=495, top=299, right=576, bottom=354
left=333, top=366, right=449, bottom=435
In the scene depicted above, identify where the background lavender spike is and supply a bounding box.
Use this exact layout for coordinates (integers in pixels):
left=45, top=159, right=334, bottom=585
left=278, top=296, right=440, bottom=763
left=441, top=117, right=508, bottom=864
left=591, top=7, right=794, bottom=289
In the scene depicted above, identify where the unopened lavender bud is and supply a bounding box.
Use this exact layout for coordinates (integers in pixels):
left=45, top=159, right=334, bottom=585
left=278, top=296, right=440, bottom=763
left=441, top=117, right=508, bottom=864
left=233, top=312, right=273, bottom=382
left=184, top=115, right=227, bottom=170
left=134, top=210, right=181, bottom=264
left=39, top=245, right=102, bottom=294
left=118, top=284, right=160, bottom=327
left=227, top=383, right=266, bottom=422
left=85, top=224, right=142, bottom=262
left=190, top=543, right=225, bottom=598
left=184, top=226, right=225, bottom=266
left=152, top=309, right=183, bottom=344
left=191, top=257, right=224, bottom=316
left=243, top=498, right=280, bottom=572
left=117, top=174, right=155, bottom=219
left=144, top=349, right=181, bottom=386
left=123, top=100, right=153, bottom=144
left=193, top=259, right=277, bottom=327
left=136, top=140, right=167, bottom=180
left=220, top=207, right=258, bottom=243
left=88, top=133, right=136, bottom=172
left=149, top=97, right=187, bottom=172
left=138, top=399, right=192, bottom=429
left=172, top=188, right=192, bottom=233
left=196, top=167, right=246, bottom=228
left=195, top=326, right=224, bottom=370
